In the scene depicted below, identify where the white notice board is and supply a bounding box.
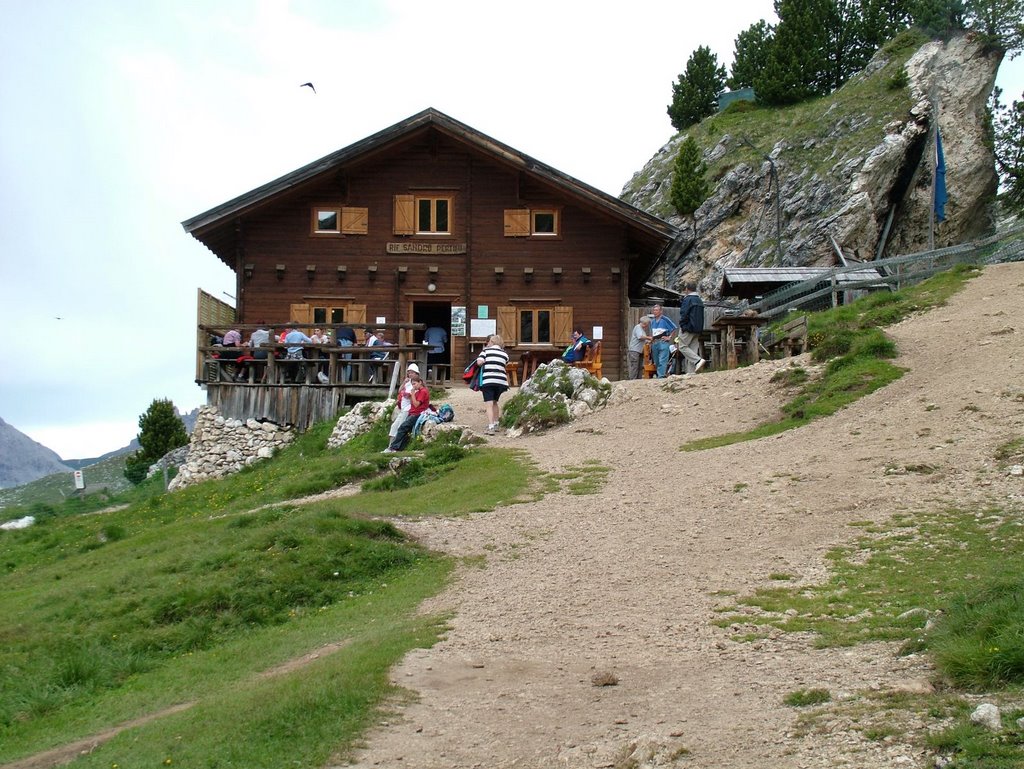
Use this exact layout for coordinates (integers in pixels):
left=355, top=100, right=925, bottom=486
left=470, top=318, right=496, bottom=339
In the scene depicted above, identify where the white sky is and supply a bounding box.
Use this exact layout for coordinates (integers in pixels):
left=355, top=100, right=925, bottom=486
left=2, top=0, right=1022, bottom=460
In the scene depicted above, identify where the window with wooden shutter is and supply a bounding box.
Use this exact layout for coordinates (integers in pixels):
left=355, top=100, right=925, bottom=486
left=503, top=209, right=530, bottom=237
left=341, top=207, right=368, bottom=234
left=393, top=195, right=415, bottom=235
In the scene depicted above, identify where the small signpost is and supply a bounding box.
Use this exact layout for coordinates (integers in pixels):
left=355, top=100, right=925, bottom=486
left=73, top=470, right=85, bottom=498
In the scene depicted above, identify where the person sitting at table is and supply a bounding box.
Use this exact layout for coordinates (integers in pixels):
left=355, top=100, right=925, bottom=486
left=335, top=326, right=357, bottom=381
left=309, top=327, right=329, bottom=382
left=561, top=328, right=591, bottom=363
left=364, top=328, right=391, bottom=382
left=237, top=323, right=271, bottom=382
left=283, top=325, right=312, bottom=383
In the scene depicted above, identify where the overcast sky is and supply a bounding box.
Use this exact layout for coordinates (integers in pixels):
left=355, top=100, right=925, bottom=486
left=2, top=0, right=1021, bottom=461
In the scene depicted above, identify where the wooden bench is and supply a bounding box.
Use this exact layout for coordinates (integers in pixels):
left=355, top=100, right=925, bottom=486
left=572, top=340, right=602, bottom=379
left=505, top=361, right=520, bottom=386
left=764, top=315, right=809, bottom=358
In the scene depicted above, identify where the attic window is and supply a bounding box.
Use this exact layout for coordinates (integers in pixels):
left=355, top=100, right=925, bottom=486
left=314, top=207, right=340, bottom=233
left=532, top=210, right=558, bottom=235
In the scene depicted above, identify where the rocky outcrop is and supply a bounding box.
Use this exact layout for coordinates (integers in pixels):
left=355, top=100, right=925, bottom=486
left=327, top=400, right=393, bottom=449
left=505, top=361, right=612, bottom=436
left=621, top=33, right=1001, bottom=296
left=168, top=406, right=294, bottom=490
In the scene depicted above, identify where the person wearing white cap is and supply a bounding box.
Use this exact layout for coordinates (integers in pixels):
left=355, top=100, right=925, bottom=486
left=389, top=363, right=421, bottom=440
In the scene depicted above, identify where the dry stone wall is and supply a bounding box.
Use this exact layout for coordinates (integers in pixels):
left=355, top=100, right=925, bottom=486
left=168, top=406, right=294, bottom=490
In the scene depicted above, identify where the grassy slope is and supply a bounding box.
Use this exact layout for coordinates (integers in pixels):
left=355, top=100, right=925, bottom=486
left=0, top=419, right=534, bottom=767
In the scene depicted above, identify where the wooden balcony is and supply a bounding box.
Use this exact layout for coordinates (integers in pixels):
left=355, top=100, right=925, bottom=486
left=196, top=323, right=450, bottom=429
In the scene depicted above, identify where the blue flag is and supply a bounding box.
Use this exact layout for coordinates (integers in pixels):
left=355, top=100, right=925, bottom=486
left=934, top=128, right=947, bottom=222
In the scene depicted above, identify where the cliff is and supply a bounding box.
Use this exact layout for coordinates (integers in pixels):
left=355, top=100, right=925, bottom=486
left=621, top=32, right=1002, bottom=296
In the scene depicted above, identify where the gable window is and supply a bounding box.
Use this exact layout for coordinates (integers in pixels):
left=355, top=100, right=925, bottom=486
left=503, top=208, right=561, bottom=237
left=417, top=196, right=451, bottom=234
left=314, top=207, right=340, bottom=233
left=531, top=209, right=558, bottom=235
left=394, top=194, right=453, bottom=236
left=311, top=206, right=368, bottom=236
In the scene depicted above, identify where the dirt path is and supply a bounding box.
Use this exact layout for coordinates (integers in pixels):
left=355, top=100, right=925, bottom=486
left=340, top=262, right=1024, bottom=768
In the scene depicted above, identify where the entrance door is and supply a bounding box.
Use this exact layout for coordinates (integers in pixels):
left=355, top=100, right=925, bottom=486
left=412, top=301, right=451, bottom=381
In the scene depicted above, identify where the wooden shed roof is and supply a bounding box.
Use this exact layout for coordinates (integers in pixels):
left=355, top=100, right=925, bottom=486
left=722, top=266, right=884, bottom=290
left=182, top=108, right=678, bottom=289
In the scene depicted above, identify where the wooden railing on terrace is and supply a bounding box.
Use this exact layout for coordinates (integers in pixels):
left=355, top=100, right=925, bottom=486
left=195, top=322, right=450, bottom=429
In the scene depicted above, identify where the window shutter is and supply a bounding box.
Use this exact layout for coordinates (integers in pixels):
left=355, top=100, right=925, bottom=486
left=289, top=303, right=312, bottom=328
left=552, top=307, right=573, bottom=346
left=346, top=304, right=367, bottom=324
left=497, top=306, right=517, bottom=345
left=393, top=195, right=415, bottom=235
left=341, top=207, right=368, bottom=234
left=503, top=209, right=530, bottom=237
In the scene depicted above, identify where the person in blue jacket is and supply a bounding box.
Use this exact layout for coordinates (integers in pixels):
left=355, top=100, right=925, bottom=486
left=561, top=328, right=591, bottom=363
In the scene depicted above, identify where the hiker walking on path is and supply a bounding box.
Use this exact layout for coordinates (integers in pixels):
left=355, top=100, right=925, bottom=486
left=677, top=282, right=706, bottom=374
left=475, top=334, right=509, bottom=435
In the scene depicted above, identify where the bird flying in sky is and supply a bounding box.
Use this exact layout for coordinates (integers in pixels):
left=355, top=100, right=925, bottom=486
left=300, top=82, right=316, bottom=93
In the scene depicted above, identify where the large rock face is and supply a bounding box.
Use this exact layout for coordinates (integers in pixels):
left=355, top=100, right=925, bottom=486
left=621, top=33, right=1001, bottom=296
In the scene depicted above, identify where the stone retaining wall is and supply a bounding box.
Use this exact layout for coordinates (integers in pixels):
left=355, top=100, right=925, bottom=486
left=168, top=406, right=294, bottom=490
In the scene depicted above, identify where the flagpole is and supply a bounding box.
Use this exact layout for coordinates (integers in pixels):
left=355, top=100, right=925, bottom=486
left=929, top=90, right=937, bottom=251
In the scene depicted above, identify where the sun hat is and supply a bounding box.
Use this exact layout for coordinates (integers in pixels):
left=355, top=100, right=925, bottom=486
left=407, top=362, right=420, bottom=374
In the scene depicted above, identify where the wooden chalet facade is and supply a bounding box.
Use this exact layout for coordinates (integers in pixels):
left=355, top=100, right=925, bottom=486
left=183, top=108, right=678, bottom=387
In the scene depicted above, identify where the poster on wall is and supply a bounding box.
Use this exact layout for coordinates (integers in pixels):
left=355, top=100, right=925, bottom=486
left=592, top=326, right=604, bottom=340
left=451, top=306, right=467, bottom=336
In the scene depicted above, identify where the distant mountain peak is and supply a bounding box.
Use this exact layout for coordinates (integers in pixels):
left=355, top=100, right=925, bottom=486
left=0, top=418, right=73, bottom=489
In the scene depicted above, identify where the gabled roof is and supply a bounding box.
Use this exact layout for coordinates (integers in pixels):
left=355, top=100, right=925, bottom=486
left=183, top=108, right=678, bottom=281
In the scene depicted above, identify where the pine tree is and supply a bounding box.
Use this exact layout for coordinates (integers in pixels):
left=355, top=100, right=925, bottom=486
left=670, top=137, right=710, bottom=217
left=124, top=398, right=188, bottom=485
left=729, top=20, right=774, bottom=89
left=755, top=0, right=831, bottom=105
left=860, top=0, right=915, bottom=48
left=911, top=0, right=966, bottom=38
left=667, top=46, right=728, bottom=130
left=964, top=0, right=1024, bottom=52
left=993, top=88, right=1024, bottom=211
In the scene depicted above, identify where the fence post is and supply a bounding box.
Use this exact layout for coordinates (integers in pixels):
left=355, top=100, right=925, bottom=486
left=831, top=274, right=838, bottom=308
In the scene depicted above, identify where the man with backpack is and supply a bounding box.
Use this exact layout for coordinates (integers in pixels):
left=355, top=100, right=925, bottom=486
left=677, top=282, right=706, bottom=374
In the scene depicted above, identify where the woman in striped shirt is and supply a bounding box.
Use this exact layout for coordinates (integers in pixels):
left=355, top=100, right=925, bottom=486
left=475, top=334, right=510, bottom=435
